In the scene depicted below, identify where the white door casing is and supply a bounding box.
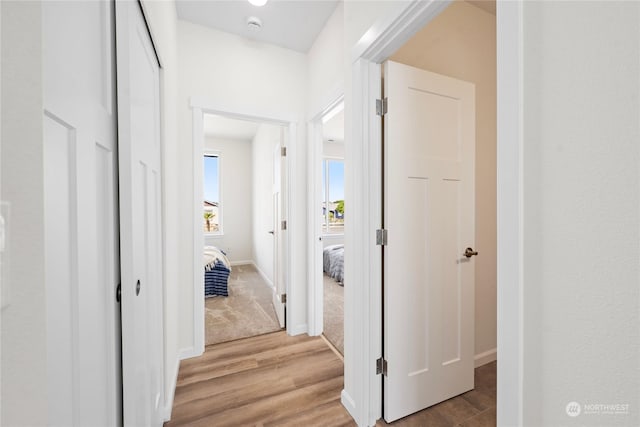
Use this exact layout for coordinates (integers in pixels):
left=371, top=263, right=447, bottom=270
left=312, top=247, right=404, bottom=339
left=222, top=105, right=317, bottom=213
left=272, top=138, right=286, bottom=327
left=116, top=1, right=165, bottom=425
left=383, top=60, right=476, bottom=422
left=42, top=1, right=121, bottom=425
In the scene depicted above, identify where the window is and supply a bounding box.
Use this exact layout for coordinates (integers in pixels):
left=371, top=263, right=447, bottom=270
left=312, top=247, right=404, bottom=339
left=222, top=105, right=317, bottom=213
left=322, top=158, right=344, bottom=234
left=203, top=154, right=221, bottom=234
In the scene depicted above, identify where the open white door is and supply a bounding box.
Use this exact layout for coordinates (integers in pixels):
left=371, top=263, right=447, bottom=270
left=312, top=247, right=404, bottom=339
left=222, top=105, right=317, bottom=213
left=42, top=1, right=121, bottom=425
left=383, top=60, right=476, bottom=422
left=272, top=139, right=286, bottom=328
left=116, top=1, right=164, bottom=425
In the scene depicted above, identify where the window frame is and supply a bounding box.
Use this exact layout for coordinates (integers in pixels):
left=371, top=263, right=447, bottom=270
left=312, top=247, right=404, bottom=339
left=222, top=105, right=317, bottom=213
left=321, top=156, right=345, bottom=236
left=203, top=150, right=223, bottom=236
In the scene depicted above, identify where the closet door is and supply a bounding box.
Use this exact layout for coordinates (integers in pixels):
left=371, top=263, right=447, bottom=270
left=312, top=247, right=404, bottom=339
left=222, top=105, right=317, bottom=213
left=43, top=1, right=121, bottom=425
left=116, top=1, right=165, bottom=425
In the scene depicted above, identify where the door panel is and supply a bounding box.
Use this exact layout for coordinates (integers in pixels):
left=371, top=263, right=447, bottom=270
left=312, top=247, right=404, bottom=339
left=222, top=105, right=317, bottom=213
left=383, top=60, right=476, bottom=422
left=272, top=141, right=285, bottom=327
left=116, top=1, right=164, bottom=425
left=42, top=1, right=120, bottom=425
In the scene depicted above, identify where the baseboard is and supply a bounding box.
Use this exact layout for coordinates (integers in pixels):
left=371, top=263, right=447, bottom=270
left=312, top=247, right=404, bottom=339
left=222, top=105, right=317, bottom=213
left=251, top=261, right=274, bottom=289
left=474, top=348, right=497, bottom=368
left=341, top=389, right=358, bottom=423
left=230, top=259, right=253, bottom=267
left=163, top=356, right=181, bottom=421
left=289, top=323, right=308, bottom=336
left=179, top=346, right=202, bottom=361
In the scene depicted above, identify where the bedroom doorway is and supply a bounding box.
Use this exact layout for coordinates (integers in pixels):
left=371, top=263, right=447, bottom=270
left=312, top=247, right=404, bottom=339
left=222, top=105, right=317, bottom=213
left=191, top=107, right=293, bottom=350
left=308, top=98, right=345, bottom=355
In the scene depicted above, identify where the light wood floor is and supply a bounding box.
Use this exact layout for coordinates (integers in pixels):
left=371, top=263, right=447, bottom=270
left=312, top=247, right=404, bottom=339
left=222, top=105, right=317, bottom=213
left=165, top=331, right=355, bottom=427
left=377, top=361, right=496, bottom=427
left=165, top=331, right=496, bottom=427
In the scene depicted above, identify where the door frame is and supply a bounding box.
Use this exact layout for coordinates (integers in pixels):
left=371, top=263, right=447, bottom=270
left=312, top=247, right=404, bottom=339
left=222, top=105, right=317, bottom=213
left=307, top=93, right=344, bottom=336
left=189, top=97, right=297, bottom=356
left=347, top=1, right=523, bottom=425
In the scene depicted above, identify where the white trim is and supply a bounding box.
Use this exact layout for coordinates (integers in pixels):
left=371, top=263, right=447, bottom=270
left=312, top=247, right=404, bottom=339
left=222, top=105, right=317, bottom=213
left=496, top=1, right=523, bottom=425
left=250, top=261, right=274, bottom=290
left=344, top=56, right=384, bottom=426
left=283, top=123, right=296, bottom=332
left=289, top=323, right=308, bottom=336
left=192, top=108, right=205, bottom=358
left=307, top=93, right=344, bottom=337
left=229, top=260, right=254, bottom=267
left=351, top=0, right=451, bottom=64
left=178, top=346, right=200, bottom=361
left=190, top=97, right=298, bottom=354
left=474, top=348, right=497, bottom=368
left=349, top=1, right=523, bottom=425
left=307, top=81, right=345, bottom=123
left=163, top=356, right=181, bottom=421
left=191, top=96, right=296, bottom=125
left=341, top=389, right=357, bottom=418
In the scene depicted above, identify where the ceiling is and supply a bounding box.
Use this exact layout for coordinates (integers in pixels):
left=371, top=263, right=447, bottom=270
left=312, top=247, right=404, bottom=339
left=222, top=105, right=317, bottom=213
left=190, top=0, right=491, bottom=142
left=175, top=0, right=339, bottom=53
left=203, top=114, right=260, bottom=140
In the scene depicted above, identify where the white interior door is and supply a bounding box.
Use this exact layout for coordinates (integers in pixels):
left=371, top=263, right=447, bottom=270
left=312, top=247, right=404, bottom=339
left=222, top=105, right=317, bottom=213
left=383, top=60, right=476, bottom=422
left=42, top=1, right=121, bottom=425
left=272, top=140, right=286, bottom=328
left=116, top=1, right=165, bottom=425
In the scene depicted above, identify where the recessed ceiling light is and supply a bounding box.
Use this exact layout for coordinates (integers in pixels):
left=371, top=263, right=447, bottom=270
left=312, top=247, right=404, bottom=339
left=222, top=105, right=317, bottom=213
left=247, top=16, right=263, bottom=32
left=248, top=0, right=268, bottom=6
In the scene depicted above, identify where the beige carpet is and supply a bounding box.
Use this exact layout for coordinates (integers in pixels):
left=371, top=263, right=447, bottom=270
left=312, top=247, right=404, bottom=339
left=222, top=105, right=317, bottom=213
left=323, top=273, right=344, bottom=355
left=205, top=264, right=282, bottom=346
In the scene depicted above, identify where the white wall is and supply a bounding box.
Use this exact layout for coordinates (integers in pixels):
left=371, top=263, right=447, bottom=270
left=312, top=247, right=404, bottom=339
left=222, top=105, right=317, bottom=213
left=177, top=20, right=308, bottom=349
left=520, top=2, right=639, bottom=425
left=323, top=141, right=345, bottom=159
left=308, top=4, right=346, bottom=296
left=308, top=2, right=344, bottom=114
left=251, top=124, right=281, bottom=284
left=0, top=2, right=48, bottom=425
left=203, top=137, right=253, bottom=263
left=389, top=0, right=497, bottom=362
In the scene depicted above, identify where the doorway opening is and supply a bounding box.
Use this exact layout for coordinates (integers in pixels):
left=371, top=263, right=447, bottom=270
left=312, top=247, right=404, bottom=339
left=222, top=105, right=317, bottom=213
left=200, top=114, right=287, bottom=346
left=308, top=96, right=346, bottom=358
left=346, top=0, right=498, bottom=424
left=190, top=101, right=295, bottom=356
left=321, top=102, right=345, bottom=355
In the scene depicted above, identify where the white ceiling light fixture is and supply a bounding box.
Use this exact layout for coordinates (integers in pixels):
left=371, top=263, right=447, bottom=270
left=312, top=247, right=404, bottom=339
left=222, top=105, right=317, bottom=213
left=246, top=16, right=263, bottom=32
left=248, top=0, right=268, bottom=6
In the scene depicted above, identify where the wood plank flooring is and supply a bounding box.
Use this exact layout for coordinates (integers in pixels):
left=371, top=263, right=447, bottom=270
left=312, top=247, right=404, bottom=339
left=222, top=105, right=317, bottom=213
left=376, top=361, right=497, bottom=427
left=165, top=330, right=496, bottom=427
left=165, top=331, right=355, bottom=427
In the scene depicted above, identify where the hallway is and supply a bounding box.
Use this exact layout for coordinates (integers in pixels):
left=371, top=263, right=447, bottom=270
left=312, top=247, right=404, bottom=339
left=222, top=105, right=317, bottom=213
left=165, top=331, right=353, bottom=426
left=166, top=330, right=497, bottom=426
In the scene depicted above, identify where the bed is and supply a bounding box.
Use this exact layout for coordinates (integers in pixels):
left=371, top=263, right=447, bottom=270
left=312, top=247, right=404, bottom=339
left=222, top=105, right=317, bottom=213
left=204, top=246, right=232, bottom=297
left=323, top=244, right=344, bottom=285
